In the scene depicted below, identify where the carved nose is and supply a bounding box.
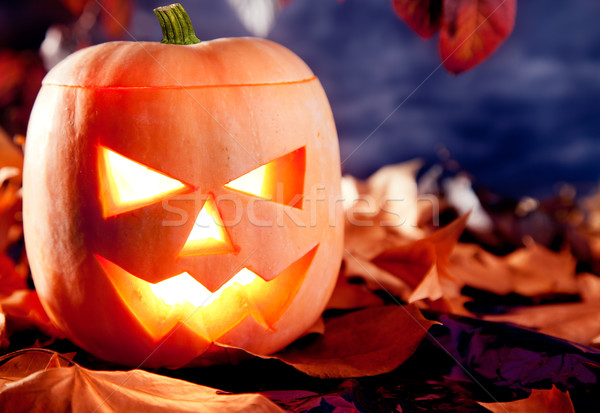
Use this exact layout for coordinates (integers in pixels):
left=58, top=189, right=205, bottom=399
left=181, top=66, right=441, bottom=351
left=179, top=195, right=234, bottom=256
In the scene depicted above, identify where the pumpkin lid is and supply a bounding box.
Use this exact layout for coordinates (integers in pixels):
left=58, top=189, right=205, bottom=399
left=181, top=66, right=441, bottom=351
left=43, top=37, right=316, bottom=89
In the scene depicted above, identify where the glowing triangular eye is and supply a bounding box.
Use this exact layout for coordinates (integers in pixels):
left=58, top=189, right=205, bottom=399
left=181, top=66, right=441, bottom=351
left=180, top=196, right=234, bottom=256
left=224, top=147, right=305, bottom=208
left=225, top=164, right=267, bottom=197
left=98, top=146, right=190, bottom=217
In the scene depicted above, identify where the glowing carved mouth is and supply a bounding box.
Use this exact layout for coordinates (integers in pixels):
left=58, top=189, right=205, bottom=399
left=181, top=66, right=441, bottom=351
left=95, top=245, right=318, bottom=342
left=148, top=268, right=258, bottom=307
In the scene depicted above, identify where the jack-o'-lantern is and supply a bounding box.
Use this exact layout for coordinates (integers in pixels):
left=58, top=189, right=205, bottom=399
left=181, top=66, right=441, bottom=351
left=23, top=4, right=343, bottom=368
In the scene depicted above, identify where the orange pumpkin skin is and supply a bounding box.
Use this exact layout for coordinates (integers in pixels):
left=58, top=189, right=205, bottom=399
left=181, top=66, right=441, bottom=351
left=23, top=37, right=343, bottom=368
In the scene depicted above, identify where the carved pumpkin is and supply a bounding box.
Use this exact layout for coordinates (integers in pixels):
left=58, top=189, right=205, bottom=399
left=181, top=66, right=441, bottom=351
left=23, top=4, right=343, bottom=368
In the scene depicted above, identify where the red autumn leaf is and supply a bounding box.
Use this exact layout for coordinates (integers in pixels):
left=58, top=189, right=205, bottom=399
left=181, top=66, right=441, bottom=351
left=343, top=249, right=414, bottom=301
left=0, top=128, right=23, bottom=173
left=0, top=350, right=284, bottom=413
left=59, top=0, right=88, bottom=16
left=449, top=243, right=514, bottom=295
left=326, top=273, right=385, bottom=310
left=0, top=349, right=74, bottom=388
left=392, top=0, right=443, bottom=38
left=478, top=385, right=575, bottom=413
left=440, top=0, right=517, bottom=73
left=484, top=302, right=600, bottom=347
left=99, top=0, right=134, bottom=39
left=59, top=0, right=133, bottom=38
left=450, top=240, right=579, bottom=297
left=0, top=290, right=63, bottom=339
left=0, top=169, right=22, bottom=253
left=372, top=213, right=469, bottom=302
left=503, top=241, right=578, bottom=296
left=374, top=241, right=438, bottom=300
left=424, top=212, right=470, bottom=262
left=273, top=305, right=438, bottom=378
left=0, top=312, right=7, bottom=349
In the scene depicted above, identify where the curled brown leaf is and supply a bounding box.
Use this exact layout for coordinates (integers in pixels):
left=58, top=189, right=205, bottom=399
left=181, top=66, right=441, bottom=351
left=372, top=213, right=469, bottom=303
left=273, top=305, right=438, bottom=378
left=0, top=350, right=283, bottom=413
left=450, top=239, right=579, bottom=297
left=0, top=290, right=63, bottom=339
left=484, top=302, right=600, bottom=347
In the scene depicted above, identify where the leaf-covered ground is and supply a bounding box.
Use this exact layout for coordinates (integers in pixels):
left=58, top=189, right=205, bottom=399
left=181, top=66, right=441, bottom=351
left=1, top=133, right=600, bottom=411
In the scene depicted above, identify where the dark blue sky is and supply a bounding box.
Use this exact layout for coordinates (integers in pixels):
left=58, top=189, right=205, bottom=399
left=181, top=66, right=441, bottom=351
left=134, top=0, right=600, bottom=199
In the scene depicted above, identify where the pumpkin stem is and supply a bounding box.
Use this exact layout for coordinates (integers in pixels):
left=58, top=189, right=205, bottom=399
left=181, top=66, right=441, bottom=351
left=154, top=3, right=200, bottom=45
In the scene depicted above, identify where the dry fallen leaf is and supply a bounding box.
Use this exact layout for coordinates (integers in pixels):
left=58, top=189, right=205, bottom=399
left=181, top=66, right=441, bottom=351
left=343, top=160, right=424, bottom=241
left=343, top=231, right=413, bottom=300
left=477, top=385, right=575, bottom=413
left=364, top=160, right=424, bottom=238
left=449, top=242, right=515, bottom=295
left=577, top=272, right=600, bottom=303
left=273, top=305, right=438, bottom=378
left=0, top=349, right=73, bottom=389
left=326, top=270, right=385, bottom=310
left=0, top=127, right=23, bottom=172
left=0, top=312, right=7, bottom=349
left=340, top=161, right=437, bottom=304
left=450, top=238, right=579, bottom=297
left=505, top=239, right=578, bottom=297
left=0, top=166, right=22, bottom=252
left=484, top=302, right=600, bottom=347
left=0, top=350, right=284, bottom=413
left=372, top=213, right=469, bottom=303
left=0, top=290, right=63, bottom=339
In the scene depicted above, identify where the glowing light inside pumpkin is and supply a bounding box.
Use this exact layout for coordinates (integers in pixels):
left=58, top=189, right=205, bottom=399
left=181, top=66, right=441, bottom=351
left=224, top=164, right=267, bottom=197
left=149, top=267, right=258, bottom=307
left=96, top=244, right=319, bottom=340
left=98, top=146, right=189, bottom=217
left=190, top=203, right=222, bottom=241
left=180, top=196, right=233, bottom=256
left=224, top=147, right=306, bottom=208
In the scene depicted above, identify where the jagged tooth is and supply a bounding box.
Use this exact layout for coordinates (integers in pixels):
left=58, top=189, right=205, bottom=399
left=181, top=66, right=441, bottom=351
left=198, top=283, right=248, bottom=341
left=181, top=304, right=212, bottom=342
left=243, top=286, right=276, bottom=331
left=246, top=300, right=275, bottom=331
left=212, top=280, right=274, bottom=332
left=150, top=321, right=213, bottom=368
left=143, top=314, right=180, bottom=341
